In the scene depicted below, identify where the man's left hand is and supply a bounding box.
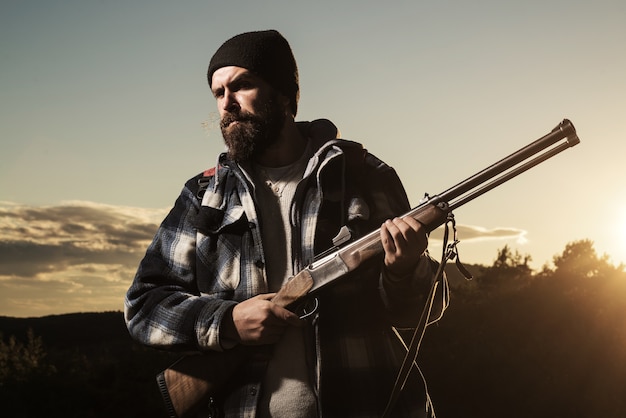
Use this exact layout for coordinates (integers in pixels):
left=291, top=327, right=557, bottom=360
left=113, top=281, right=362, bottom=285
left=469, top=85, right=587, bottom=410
left=380, top=217, right=428, bottom=277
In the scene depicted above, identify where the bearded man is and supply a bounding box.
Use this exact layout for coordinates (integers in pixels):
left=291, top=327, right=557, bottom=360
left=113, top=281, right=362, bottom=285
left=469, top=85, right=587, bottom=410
left=125, top=30, right=446, bottom=418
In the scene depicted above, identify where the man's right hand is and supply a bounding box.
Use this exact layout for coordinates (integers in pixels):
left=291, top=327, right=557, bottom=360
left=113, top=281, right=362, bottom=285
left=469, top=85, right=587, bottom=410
left=223, top=293, right=304, bottom=345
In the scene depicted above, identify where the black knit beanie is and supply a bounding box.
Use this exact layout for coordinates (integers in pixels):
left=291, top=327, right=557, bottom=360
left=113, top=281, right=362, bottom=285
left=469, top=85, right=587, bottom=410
left=207, top=30, right=300, bottom=116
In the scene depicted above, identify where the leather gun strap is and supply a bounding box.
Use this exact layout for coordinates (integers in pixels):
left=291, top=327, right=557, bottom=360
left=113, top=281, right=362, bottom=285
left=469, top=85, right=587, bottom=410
left=381, top=217, right=453, bottom=418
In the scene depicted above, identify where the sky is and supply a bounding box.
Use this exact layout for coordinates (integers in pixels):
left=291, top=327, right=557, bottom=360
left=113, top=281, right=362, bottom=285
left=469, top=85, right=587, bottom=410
left=1, top=0, right=625, bottom=318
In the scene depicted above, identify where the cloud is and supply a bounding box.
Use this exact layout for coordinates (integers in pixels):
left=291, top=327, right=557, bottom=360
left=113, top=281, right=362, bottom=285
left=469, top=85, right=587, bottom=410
left=452, top=224, right=527, bottom=243
left=429, top=223, right=528, bottom=245
left=0, top=201, right=169, bottom=317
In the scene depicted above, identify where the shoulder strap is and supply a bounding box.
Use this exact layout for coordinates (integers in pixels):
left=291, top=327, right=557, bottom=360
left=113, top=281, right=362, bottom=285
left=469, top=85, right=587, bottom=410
left=196, top=166, right=217, bottom=200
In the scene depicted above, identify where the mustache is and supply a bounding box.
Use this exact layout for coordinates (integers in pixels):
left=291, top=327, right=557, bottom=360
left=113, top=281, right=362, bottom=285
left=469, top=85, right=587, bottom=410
left=220, top=112, right=258, bottom=130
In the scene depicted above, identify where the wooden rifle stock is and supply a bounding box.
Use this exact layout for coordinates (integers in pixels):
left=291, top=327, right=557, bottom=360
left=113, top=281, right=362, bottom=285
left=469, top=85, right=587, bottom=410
left=156, top=119, right=580, bottom=418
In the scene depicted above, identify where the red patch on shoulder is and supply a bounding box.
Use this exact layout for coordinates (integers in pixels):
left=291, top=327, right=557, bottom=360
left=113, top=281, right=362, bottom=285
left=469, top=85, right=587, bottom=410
left=203, top=167, right=216, bottom=177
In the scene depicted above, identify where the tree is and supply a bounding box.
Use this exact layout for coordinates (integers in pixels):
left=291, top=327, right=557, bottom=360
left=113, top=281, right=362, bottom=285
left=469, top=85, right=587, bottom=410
left=551, top=239, right=618, bottom=278
left=0, top=328, right=55, bottom=386
left=477, top=245, right=533, bottom=291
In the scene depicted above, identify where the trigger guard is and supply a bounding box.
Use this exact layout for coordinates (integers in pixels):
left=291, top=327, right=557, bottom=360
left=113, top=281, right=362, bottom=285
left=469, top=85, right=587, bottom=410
left=297, top=298, right=319, bottom=320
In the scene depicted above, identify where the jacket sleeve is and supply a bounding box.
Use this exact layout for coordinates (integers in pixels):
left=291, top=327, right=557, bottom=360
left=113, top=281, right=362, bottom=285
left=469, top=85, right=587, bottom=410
left=124, top=176, right=236, bottom=352
left=361, top=153, right=448, bottom=328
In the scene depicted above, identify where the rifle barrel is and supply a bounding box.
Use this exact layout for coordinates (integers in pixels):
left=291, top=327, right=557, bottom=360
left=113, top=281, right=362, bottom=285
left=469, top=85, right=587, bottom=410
left=437, top=119, right=579, bottom=210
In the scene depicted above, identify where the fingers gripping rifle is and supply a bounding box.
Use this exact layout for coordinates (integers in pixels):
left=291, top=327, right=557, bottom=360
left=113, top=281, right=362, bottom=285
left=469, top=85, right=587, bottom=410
left=157, top=120, right=580, bottom=418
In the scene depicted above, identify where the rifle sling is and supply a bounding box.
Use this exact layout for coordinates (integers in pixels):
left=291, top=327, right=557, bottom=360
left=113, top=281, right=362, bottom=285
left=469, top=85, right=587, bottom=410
left=382, top=214, right=460, bottom=417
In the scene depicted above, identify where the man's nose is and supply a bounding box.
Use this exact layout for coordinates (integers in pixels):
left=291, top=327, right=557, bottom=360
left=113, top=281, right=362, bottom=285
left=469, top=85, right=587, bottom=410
left=222, top=91, right=240, bottom=113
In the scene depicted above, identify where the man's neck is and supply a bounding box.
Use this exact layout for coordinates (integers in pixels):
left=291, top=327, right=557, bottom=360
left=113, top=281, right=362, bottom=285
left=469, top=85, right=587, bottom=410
left=254, top=119, right=307, bottom=167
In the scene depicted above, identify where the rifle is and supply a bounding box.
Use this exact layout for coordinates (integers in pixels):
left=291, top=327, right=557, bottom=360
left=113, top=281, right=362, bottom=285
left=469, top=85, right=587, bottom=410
left=156, top=119, right=581, bottom=418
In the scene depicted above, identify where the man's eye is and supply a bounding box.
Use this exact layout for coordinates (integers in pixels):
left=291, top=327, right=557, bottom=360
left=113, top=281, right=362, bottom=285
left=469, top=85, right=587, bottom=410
left=237, top=81, right=253, bottom=90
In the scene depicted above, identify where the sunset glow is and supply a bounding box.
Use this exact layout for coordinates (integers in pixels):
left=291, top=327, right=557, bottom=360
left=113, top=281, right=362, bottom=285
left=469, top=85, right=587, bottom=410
left=616, top=208, right=626, bottom=265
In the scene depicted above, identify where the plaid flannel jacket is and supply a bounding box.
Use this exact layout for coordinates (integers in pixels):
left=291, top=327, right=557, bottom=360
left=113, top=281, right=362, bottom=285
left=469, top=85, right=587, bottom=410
left=125, top=120, right=443, bottom=417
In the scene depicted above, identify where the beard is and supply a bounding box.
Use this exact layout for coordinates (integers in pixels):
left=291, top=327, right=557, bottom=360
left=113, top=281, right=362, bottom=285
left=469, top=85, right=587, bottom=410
left=220, top=93, right=287, bottom=163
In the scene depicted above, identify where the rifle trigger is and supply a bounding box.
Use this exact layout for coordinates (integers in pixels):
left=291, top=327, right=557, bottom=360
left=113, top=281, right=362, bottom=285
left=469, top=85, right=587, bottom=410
left=332, top=225, right=352, bottom=247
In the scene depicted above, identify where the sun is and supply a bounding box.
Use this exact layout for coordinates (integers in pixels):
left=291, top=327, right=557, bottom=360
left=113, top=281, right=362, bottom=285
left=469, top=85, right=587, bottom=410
left=596, top=205, right=626, bottom=267
left=618, top=213, right=626, bottom=265
left=607, top=206, right=626, bottom=266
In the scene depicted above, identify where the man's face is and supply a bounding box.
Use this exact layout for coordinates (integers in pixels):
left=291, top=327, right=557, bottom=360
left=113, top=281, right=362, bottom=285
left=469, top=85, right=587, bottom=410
left=211, top=66, right=288, bottom=162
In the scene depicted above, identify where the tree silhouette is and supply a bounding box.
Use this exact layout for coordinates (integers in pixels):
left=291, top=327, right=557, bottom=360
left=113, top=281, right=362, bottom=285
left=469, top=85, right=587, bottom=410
left=550, top=239, right=622, bottom=278
left=420, top=240, right=626, bottom=418
left=0, top=327, right=55, bottom=385
left=477, top=245, right=533, bottom=291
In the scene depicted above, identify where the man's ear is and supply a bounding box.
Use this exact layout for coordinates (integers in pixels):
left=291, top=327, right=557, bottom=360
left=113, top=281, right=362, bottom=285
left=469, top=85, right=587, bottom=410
left=279, top=94, right=293, bottom=116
